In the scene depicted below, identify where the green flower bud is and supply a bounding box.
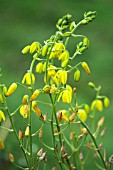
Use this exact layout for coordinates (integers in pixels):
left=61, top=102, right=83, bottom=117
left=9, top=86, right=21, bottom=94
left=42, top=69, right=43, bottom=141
left=88, top=82, right=95, bottom=89
left=74, top=70, right=80, bottom=82
left=83, top=37, right=89, bottom=48
left=57, top=18, right=63, bottom=26
left=3, top=86, right=7, bottom=96
left=22, top=45, right=30, bottom=54
left=63, top=32, right=72, bottom=37
left=43, top=85, right=51, bottom=93
left=0, top=94, right=5, bottom=104
left=69, top=21, right=76, bottom=31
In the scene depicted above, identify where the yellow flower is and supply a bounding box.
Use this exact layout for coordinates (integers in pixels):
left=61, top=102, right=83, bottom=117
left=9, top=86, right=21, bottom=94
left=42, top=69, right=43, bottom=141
left=6, top=83, right=17, bottom=96
left=30, top=89, right=40, bottom=101
left=0, top=110, right=6, bottom=122
left=74, top=70, right=81, bottom=82
left=48, top=65, right=56, bottom=77
left=22, top=72, right=35, bottom=85
left=91, top=99, right=103, bottom=112
left=58, top=85, right=72, bottom=103
left=62, top=90, right=72, bottom=103
left=104, top=97, right=110, bottom=108
left=36, top=62, right=44, bottom=73
left=50, top=43, right=65, bottom=58
left=58, top=50, right=69, bottom=61
left=30, top=42, right=40, bottom=54
left=22, top=45, right=30, bottom=54
left=78, top=109, right=87, bottom=122
left=42, top=45, right=48, bottom=56
left=20, top=104, right=29, bottom=118
left=0, top=138, right=5, bottom=150
left=57, top=70, right=67, bottom=84
left=81, top=62, right=90, bottom=75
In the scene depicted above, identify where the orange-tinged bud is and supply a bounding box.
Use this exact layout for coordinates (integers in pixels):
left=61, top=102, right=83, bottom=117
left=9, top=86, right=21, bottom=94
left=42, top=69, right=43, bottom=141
left=22, top=45, right=30, bottom=54
left=30, top=89, right=40, bottom=101
left=22, top=95, right=29, bottom=104
left=8, top=151, right=14, bottom=163
left=104, top=97, right=110, bottom=108
left=43, top=85, right=50, bottom=93
left=74, top=70, right=80, bottom=82
left=69, top=112, right=76, bottom=123
left=81, top=62, right=90, bottom=75
left=0, top=138, right=5, bottom=149
left=19, top=128, right=24, bottom=140
left=6, top=83, right=17, bottom=96
left=36, top=62, right=44, bottom=73
left=35, top=106, right=42, bottom=116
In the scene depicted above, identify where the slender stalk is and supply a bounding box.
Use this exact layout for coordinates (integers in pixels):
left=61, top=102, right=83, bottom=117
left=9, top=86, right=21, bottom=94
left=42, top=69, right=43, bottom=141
left=80, top=120, right=107, bottom=170
left=5, top=104, right=29, bottom=168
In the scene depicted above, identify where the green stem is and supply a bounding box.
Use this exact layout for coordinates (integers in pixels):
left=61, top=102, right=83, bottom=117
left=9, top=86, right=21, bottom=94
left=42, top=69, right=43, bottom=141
left=5, top=104, right=29, bottom=168
left=80, top=120, right=107, bottom=170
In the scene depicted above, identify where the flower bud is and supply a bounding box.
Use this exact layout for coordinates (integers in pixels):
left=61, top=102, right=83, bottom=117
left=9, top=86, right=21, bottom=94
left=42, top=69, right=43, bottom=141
left=20, top=104, right=29, bottom=118
left=6, top=83, right=17, bottom=96
left=0, top=110, right=6, bottom=122
left=19, top=128, right=24, bottom=140
left=69, top=21, right=76, bottom=31
left=78, top=109, right=87, bottom=122
left=30, top=89, right=40, bottom=101
left=36, top=62, right=44, bottom=73
left=37, top=147, right=44, bottom=157
left=43, top=85, right=50, bottom=93
left=63, top=32, right=72, bottom=37
left=70, top=131, right=75, bottom=140
left=39, top=128, right=43, bottom=138
left=69, top=112, right=76, bottom=123
left=0, top=138, right=5, bottom=149
left=22, top=45, right=30, bottom=54
left=22, top=72, right=35, bottom=85
left=30, top=42, right=40, bottom=54
left=57, top=70, right=67, bottom=84
left=83, top=37, right=89, bottom=48
left=81, top=62, right=90, bottom=75
left=88, top=82, right=95, bottom=89
left=104, top=97, right=110, bottom=108
left=91, top=99, right=103, bottom=112
left=42, top=45, right=48, bottom=56
left=0, top=94, right=5, bottom=104
left=8, top=151, right=14, bottom=163
left=3, top=86, right=7, bottom=96
left=84, top=104, right=90, bottom=114
left=22, top=95, right=29, bottom=104
left=25, top=126, right=30, bottom=136
left=61, top=59, right=68, bottom=68
left=98, top=117, right=105, bottom=128
left=74, top=70, right=80, bottom=82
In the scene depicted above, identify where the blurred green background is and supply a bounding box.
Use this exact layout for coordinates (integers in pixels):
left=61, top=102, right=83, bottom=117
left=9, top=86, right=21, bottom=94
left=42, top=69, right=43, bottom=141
left=0, top=0, right=113, bottom=169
